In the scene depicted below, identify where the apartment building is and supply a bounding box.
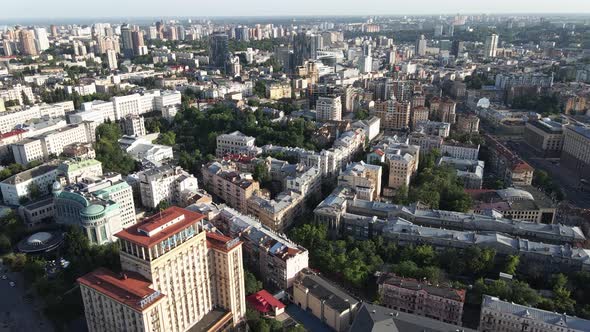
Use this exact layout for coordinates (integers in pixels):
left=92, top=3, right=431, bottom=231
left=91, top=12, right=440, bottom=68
left=338, top=161, right=382, bottom=201
left=0, top=84, right=34, bottom=105
left=409, top=106, right=429, bottom=130
left=154, top=90, right=181, bottom=112
left=485, top=134, right=535, bottom=186
left=137, top=164, right=199, bottom=209
left=560, top=124, right=590, bottom=179
left=293, top=269, right=359, bottom=332
left=78, top=207, right=246, bottom=332
left=247, top=191, right=304, bottom=231
left=316, top=95, right=342, bottom=122
left=377, top=272, right=465, bottom=326
left=215, top=131, right=259, bottom=158
left=415, top=120, right=451, bottom=138
left=202, top=161, right=259, bottom=213
left=524, top=119, right=564, bottom=158
left=479, top=295, right=590, bottom=332
left=122, top=114, right=146, bottom=137
left=371, top=97, right=411, bottom=130
left=456, top=114, right=480, bottom=134
left=215, top=207, right=309, bottom=290
left=385, top=144, right=420, bottom=190
left=0, top=164, right=58, bottom=205
left=429, top=97, right=457, bottom=124
left=440, top=141, right=480, bottom=161
left=438, top=157, right=484, bottom=189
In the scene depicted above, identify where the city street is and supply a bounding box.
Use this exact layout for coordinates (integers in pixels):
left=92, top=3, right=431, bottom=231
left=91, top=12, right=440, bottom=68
left=0, top=262, right=53, bottom=332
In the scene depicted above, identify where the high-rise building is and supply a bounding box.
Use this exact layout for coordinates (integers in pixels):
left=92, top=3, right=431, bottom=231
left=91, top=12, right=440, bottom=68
left=371, top=96, right=411, bottom=130
left=106, top=49, right=118, bottom=70
left=484, top=34, right=499, bottom=58
left=78, top=207, right=247, bottom=332
left=415, top=34, right=427, bottom=56
left=293, top=30, right=311, bottom=68
left=19, top=29, right=38, bottom=56
left=122, top=114, right=146, bottom=137
left=120, top=24, right=134, bottom=58
left=131, top=30, right=145, bottom=56
left=209, top=33, right=229, bottom=70
left=358, top=41, right=373, bottom=73
left=316, top=95, right=342, bottom=122
left=148, top=26, right=158, bottom=40
left=451, top=40, right=464, bottom=57
left=50, top=25, right=58, bottom=37
left=34, top=27, right=50, bottom=52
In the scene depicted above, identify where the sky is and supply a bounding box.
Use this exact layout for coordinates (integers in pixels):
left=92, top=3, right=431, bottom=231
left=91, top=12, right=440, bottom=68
left=1, top=0, right=590, bottom=19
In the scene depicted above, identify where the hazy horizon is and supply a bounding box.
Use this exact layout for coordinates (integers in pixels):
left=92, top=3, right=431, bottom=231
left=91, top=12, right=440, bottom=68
left=2, top=0, right=590, bottom=21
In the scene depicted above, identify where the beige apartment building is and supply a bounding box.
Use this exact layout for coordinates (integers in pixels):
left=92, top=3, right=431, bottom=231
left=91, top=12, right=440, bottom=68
left=377, top=272, right=466, bottom=326
left=266, top=82, right=292, bottom=100
left=371, top=97, right=411, bottom=131
left=524, top=119, right=564, bottom=158
left=338, top=161, right=382, bottom=201
left=202, top=161, right=260, bottom=214
left=78, top=207, right=246, bottom=332
left=561, top=125, right=590, bottom=179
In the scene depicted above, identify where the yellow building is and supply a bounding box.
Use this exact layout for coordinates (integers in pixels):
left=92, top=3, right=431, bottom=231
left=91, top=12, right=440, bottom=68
left=78, top=207, right=246, bottom=332
left=265, top=82, right=292, bottom=100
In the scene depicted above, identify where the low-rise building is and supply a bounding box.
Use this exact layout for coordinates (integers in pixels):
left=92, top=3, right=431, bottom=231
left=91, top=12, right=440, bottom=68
left=247, top=191, right=304, bottom=231
left=118, top=136, right=173, bottom=164
left=216, top=131, right=260, bottom=158
left=479, top=295, right=590, bottom=332
left=0, top=164, right=58, bottom=205
left=56, top=158, right=103, bottom=185
left=377, top=272, right=465, bottom=326
left=467, top=187, right=557, bottom=224
left=438, top=156, right=484, bottom=189
left=440, top=141, right=480, bottom=160
left=293, top=269, right=359, bottom=332
left=524, top=118, right=564, bottom=158
left=266, top=81, right=292, bottom=100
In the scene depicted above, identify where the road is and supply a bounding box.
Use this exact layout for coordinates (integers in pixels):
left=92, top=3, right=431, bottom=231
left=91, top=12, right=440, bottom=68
left=0, top=261, right=54, bottom=332
left=506, top=139, right=590, bottom=209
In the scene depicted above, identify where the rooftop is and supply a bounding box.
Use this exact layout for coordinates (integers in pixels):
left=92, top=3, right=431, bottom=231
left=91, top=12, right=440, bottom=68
left=115, top=207, right=205, bottom=248
left=77, top=268, right=165, bottom=312
left=297, top=270, right=359, bottom=313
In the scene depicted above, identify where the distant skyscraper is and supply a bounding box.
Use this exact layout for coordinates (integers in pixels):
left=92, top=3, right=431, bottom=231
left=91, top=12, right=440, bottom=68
left=451, top=40, right=464, bottom=57
left=148, top=26, right=158, bottom=40
left=210, top=33, right=229, bottom=70
left=415, top=34, right=427, bottom=56
left=19, top=29, right=38, bottom=56
left=50, top=25, right=58, bottom=37
left=434, top=24, right=444, bottom=37
left=484, top=34, right=499, bottom=58
left=34, top=28, right=50, bottom=51
left=236, top=26, right=249, bottom=41
left=177, top=26, right=186, bottom=41
left=358, top=41, right=373, bottom=73
left=120, top=24, right=134, bottom=58
left=106, top=49, right=118, bottom=70
left=293, top=30, right=311, bottom=67
left=131, top=30, right=145, bottom=55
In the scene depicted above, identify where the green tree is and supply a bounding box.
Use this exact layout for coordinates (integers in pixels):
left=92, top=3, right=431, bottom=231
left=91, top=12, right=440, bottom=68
left=503, top=255, right=520, bottom=275
left=245, top=270, right=263, bottom=295
left=157, top=131, right=176, bottom=146
left=0, top=234, right=11, bottom=254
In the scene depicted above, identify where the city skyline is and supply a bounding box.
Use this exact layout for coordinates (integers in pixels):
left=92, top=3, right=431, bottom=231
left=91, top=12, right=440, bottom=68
left=2, top=0, right=590, bottom=20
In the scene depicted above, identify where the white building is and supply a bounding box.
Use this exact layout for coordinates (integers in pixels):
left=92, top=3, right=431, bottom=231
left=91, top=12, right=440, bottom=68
left=352, top=116, right=381, bottom=142
left=34, top=28, right=50, bottom=52
left=0, top=103, right=66, bottom=134
left=106, top=49, right=118, bottom=70
left=440, top=141, right=480, bottom=161
left=0, top=84, right=34, bottom=105
left=154, top=90, right=182, bottom=111
left=484, top=34, right=499, bottom=58
left=216, top=131, right=260, bottom=158
left=0, top=164, right=58, bottom=205
left=118, top=136, right=173, bottom=164
left=136, top=164, right=199, bottom=209
left=316, top=96, right=342, bottom=122
left=122, top=114, right=146, bottom=137
left=12, top=123, right=94, bottom=165
left=479, top=295, right=590, bottom=332
left=57, top=159, right=103, bottom=185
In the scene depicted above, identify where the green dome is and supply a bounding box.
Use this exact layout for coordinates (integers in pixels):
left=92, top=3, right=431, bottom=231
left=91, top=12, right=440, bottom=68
left=81, top=204, right=105, bottom=216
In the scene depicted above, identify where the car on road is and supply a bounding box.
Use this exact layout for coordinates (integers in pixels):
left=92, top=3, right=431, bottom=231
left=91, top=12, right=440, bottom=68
left=1, top=275, right=6, bottom=280
left=9, top=281, right=15, bottom=287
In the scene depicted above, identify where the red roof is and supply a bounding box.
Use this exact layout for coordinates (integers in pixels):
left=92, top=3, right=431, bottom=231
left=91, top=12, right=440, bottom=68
left=0, top=129, right=27, bottom=139
left=77, top=268, right=165, bottom=312
left=246, top=290, right=285, bottom=313
left=206, top=232, right=242, bottom=253
left=115, top=206, right=205, bottom=248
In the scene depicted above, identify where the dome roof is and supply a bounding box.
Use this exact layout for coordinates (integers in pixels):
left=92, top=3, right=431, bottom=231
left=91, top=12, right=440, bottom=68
left=82, top=204, right=105, bottom=216
left=52, top=180, right=62, bottom=191
left=497, top=188, right=534, bottom=201
left=27, top=232, right=53, bottom=245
